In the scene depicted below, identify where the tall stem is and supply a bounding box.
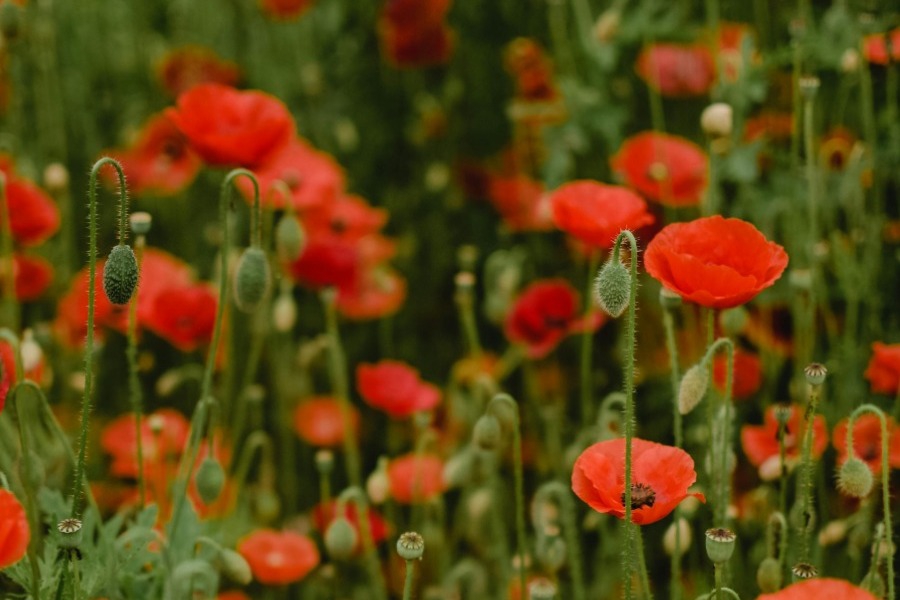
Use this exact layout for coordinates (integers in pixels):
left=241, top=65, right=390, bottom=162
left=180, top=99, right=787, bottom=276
left=662, top=304, right=683, bottom=600
left=797, top=378, right=821, bottom=562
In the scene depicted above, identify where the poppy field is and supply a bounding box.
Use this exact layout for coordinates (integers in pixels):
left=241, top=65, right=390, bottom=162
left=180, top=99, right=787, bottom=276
left=1, top=0, right=900, bottom=599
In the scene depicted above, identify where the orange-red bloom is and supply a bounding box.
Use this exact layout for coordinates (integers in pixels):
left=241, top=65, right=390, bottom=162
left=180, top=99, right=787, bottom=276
left=486, top=174, right=554, bottom=232
left=356, top=360, right=441, bottom=419
left=157, top=46, right=240, bottom=97
left=644, top=216, right=788, bottom=309
left=572, top=438, right=704, bottom=525
left=833, top=414, right=900, bottom=473
left=863, top=28, right=900, bottom=65
left=101, top=408, right=190, bottom=479
left=145, top=284, right=217, bottom=352
left=504, top=38, right=558, bottom=102
left=166, top=83, right=295, bottom=168
left=864, top=342, right=900, bottom=395
left=550, top=180, right=654, bottom=249
left=0, top=489, right=29, bottom=569
left=635, top=43, right=715, bottom=97
left=10, top=254, right=53, bottom=301
left=293, top=396, right=359, bottom=447
left=504, top=279, right=603, bottom=359
left=741, top=405, right=827, bottom=478
left=335, top=266, right=407, bottom=321
left=237, top=530, right=320, bottom=585
left=259, top=0, right=314, bottom=20
left=712, top=348, right=762, bottom=400
left=611, top=132, right=709, bottom=207
left=388, top=453, right=445, bottom=504
left=757, top=578, right=878, bottom=600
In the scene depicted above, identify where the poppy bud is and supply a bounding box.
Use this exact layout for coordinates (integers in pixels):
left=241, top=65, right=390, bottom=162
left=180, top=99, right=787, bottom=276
left=593, top=257, right=631, bottom=318
left=837, top=457, right=873, bottom=498
left=705, top=528, right=736, bottom=564
left=20, top=330, right=42, bottom=373
left=195, top=457, right=226, bottom=504
left=678, top=364, right=709, bottom=415
left=325, top=516, right=358, bottom=560
left=275, top=214, right=305, bottom=261
left=170, top=559, right=219, bottom=599
left=396, top=531, right=425, bottom=561
left=234, top=247, right=271, bottom=313
left=818, top=519, right=848, bottom=546
left=367, top=465, right=390, bottom=505
left=103, top=244, right=139, bottom=305
left=663, top=517, right=692, bottom=557
left=253, top=488, right=281, bottom=523
left=272, top=289, right=298, bottom=332
left=756, top=557, right=782, bottom=593
left=528, top=578, right=558, bottom=600
left=473, top=414, right=502, bottom=451
left=791, top=562, right=817, bottom=582
left=700, top=103, right=733, bottom=138
left=593, top=8, right=620, bottom=43
left=442, top=448, right=474, bottom=488
left=217, top=548, right=252, bottom=585
left=861, top=572, right=886, bottom=597
left=840, top=48, right=860, bottom=73
left=718, top=307, right=748, bottom=337
left=57, top=518, right=83, bottom=550
left=315, top=449, right=334, bottom=474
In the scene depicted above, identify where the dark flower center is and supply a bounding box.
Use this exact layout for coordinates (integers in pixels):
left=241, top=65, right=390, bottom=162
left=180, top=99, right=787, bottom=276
left=162, top=139, right=185, bottom=160
left=860, top=444, right=878, bottom=461
left=622, top=482, right=656, bottom=510
left=281, top=169, right=303, bottom=190
left=542, top=315, right=568, bottom=330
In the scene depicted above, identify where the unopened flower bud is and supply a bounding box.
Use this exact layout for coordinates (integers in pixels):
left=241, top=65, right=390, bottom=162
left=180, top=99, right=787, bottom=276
left=701, top=103, right=733, bottom=138
left=272, top=290, right=298, bottom=332
left=705, top=528, right=736, bottom=564
left=253, top=489, right=281, bottom=523
left=593, top=257, right=631, bottom=318
left=756, top=557, right=783, bottom=593
left=396, top=531, right=425, bottom=561
left=325, top=516, right=359, bottom=560
left=20, top=330, right=42, bottom=374
left=275, top=214, right=305, bottom=261
left=535, top=535, right=566, bottom=573
left=663, top=518, right=692, bottom=557
left=170, top=559, right=219, bottom=599
left=678, top=364, right=709, bottom=415
left=818, top=520, right=848, bottom=546
left=837, top=457, right=873, bottom=498
left=103, top=244, right=139, bottom=305
left=473, top=414, right=502, bottom=451
left=234, top=247, right=271, bottom=313
left=367, top=466, right=390, bottom=505
left=217, top=548, right=252, bottom=585
left=195, top=457, right=226, bottom=504
left=840, top=48, right=860, bottom=73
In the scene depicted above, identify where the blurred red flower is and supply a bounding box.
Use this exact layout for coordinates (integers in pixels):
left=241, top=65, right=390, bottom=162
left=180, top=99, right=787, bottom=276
left=166, top=83, right=295, bottom=168
left=863, top=28, right=900, bottom=65
left=237, top=530, right=320, bottom=585
left=101, top=408, right=190, bottom=479
left=145, top=284, right=217, bottom=352
left=287, top=236, right=360, bottom=292
left=635, top=43, right=715, bottom=97
left=864, top=342, right=900, bottom=395
left=486, top=174, right=554, bottom=232
left=304, top=195, right=388, bottom=241
left=550, top=180, right=654, bottom=249
left=157, top=46, right=241, bottom=98
left=293, top=396, right=359, bottom=447
left=0, top=338, right=45, bottom=414
left=104, top=113, right=201, bottom=196
left=505, top=279, right=603, bottom=359
left=388, top=453, right=445, bottom=504
left=0, top=489, right=29, bottom=570
left=758, top=578, right=878, bottom=600
left=336, top=266, right=406, bottom=321
left=357, top=360, right=441, bottom=419
left=379, top=0, right=454, bottom=68
left=741, top=405, right=827, bottom=479
left=504, top=38, right=558, bottom=102
left=259, top=0, right=314, bottom=20
left=311, top=499, right=390, bottom=550
left=611, top=132, right=709, bottom=207
left=571, top=438, right=704, bottom=525
left=712, top=348, right=762, bottom=400
left=833, top=414, right=900, bottom=473
left=0, top=157, right=59, bottom=247
left=644, top=216, right=788, bottom=309
left=10, top=254, right=53, bottom=301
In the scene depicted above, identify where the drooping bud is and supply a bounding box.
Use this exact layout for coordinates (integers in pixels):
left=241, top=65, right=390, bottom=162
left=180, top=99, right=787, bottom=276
left=473, top=414, right=502, bottom=451
left=396, top=531, right=425, bottom=561
left=534, top=535, right=566, bottom=573
left=593, top=257, right=631, bottom=318
left=756, top=557, right=783, bottom=593
left=217, top=548, right=253, bottom=585
left=366, top=460, right=390, bottom=505
left=272, top=288, right=298, bottom=332
left=169, top=559, right=219, bottom=599
left=233, top=247, right=271, bottom=313
left=705, top=528, right=737, bottom=564
left=275, top=214, right=305, bottom=261
left=103, top=244, right=139, bottom=305
left=195, top=457, right=226, bottom=504
left=837, top=457, right=874, bottom=498
left=325, top=516, right=359, bottom=560
left=253, top=488, right=281, bottom=523
left=678, top=363, right=709, bottom=415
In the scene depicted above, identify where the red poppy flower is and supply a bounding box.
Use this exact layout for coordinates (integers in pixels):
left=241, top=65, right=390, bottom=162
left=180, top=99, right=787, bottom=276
left=388, top=453, right=445, bottom=504
left=486, top=174, right=554, bottom=232
left=336, top=266, right=406, bottom=321
left=259, top=0, right=314, bottom=19
left=303, top=195, right=388, bottom=241
left=10, top=253, right=53, bottom=301
left=311, top=499, right=390, bottom=549
left=357, top=360, right=441, bottom=419
left=833, top=414, right=900, bottom=473
left=712, top=349, right=762, bottom=400
left=157, top=46, right=241, bottom=97
left=863, top=28, right=900, bottom=65
left=237, top=530, right=320, bottom=585
left=145, top=284, right=217, bottom=352
left=166, top=83, right=295, bottom=168
left=611, top=132, right=709, bottom=207
left=378, top=0, right=454, bottom=68
left=218, top=592, right=251, bottom=600
left=237, top=138, right=344, bottom=212
left=635, top=43, right=715, bottom=97
left=757, top=578, right=878, bottom=600
left=644, top=216, right=789, bottom=309
left=504, top=279, right=604, bottom=359
left=101, top=408, right=190, bottom=479
left=744, top=112, right=794, bottom=143
left=0, top=158, right=59, bottom=247
left=287, top=236, right=360, bottom=292
left=571, top=438, right=704, bottom=525
left=864, top=342, right=900, bottom=395
left=504, top=38, right=558, bottom=102
left=0, top=489, right=29, bottom=569
left=740, top=405, right=827, bottom=479
left=550, top=180, right=655, bottom=248
left=293, top=396, right=359, bottom=447
left=104, top=113, right=201, bottom=196
left=0, top=341, right=15, bottom=413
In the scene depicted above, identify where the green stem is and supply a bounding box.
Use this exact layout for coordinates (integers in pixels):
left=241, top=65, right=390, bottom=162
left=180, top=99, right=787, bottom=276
left=797, top=379, right=822, bottom=562
left=127, top=235, right=146, bottom=509
left=714, top=562, right=724, bottom=600
left=231, top=430, right=274, bottom=493
left=0, top=175, right=19, bottom=330
left=534, top=482, right=586, bottom=600
left=635, top=528, right=652, bottom=599
left=9, top=384, right=42, bottom=600
left=455, top=274, right=482, bottom=358
left=338, top=487, right=388, bottom=600
left=662, top=306, right=683, bottom=600
left=402, top=559, right=416, bottom=600
left=580, top=251, right=599, bottom=425
left=704, top=338, right=735, bottom=526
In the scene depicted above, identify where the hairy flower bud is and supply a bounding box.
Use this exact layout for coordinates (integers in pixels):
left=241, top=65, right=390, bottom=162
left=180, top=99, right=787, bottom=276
left=473, top=414, right=502, bottom=451
left=593, top=257, right=631, bottom=318
left=663, top=517, right=692, bottom=557
left=234, top=247, right=271, bottom=313
left=103, top=244, right=139, bottom=305
left=678, top=364, right=709, bottom=415
left=325, top=516, right=359, bottom=560
left=837, top=457, right=874, bottom=498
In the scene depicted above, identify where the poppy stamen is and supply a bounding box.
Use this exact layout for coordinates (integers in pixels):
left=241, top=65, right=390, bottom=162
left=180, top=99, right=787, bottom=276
left=647, top=162, right=669, bottom=182
left=622, top=482, right=656, bottom=510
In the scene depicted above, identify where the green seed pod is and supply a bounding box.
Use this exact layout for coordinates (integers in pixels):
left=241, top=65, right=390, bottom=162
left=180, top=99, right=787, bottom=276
left=324, top=516, right=359, bottom=560
left=705, top=528, right=736, bottom=564
left=217, top=548, right=252, bottom=585
left=837, top=457, right=874, bottom=498
left=275, top=214, right=305, bottom=261
left=756, top=557, right=783, bottom=593
left=195, top=457, right=226, bottom=505
left=103, top=244, right=139, bottom=305
left=804, top=363, right=828, bottom=386
left=233, top=247, right=271, bottom=313
left=593, top=257, right=631, bottom=318
left=791, top=562, right=818, bottom=582
left=396, top=531, right=425, bottom=561
left=57, top=518, right=83, bottom=550
left=473, top=414, right=502, bottom=451
left=678, top=364, right=709, bottom=415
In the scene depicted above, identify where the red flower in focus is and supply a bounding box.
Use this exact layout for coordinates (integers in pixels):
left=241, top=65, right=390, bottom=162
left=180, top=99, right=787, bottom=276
left=863, top=28, right=900, bottom=65
left=104, top=113, right=201, bottom=197
left=0, top=157, right=59, bottom=247
left=237, top=530, right=320, bottom=585
left=336, top=266, right=406, bottom=321
left=644, top=216, right=789, bottom=309
left=10, top=254, right=53, bottom=301
left=259, top=0, right=314, bottom=19
left=312, top=499, right=390, bottom=549
left=550, top=180, right=654, bottom=249
left=388, top=454, right=444, bottom=504
left=0, top=489, right=29, bottom=569
left=486, top=174, right=554, bottom=232
left=379, top=0, right=454, bottom=68
left=505, top=279, right=603, bottom=359
left=611, top=132, right=709, bottom=207
left=741, top=405, right=827, bottom=479
left=635, top=43, right=715, bottom=97
left=357, top=360, right=441, bottom=419
left=833, top=414, right=900, bottom=473
left=166, top=83, right=295, bottom=168
left=864, top=342, right=900, bottom=395
left=101, top=408, right=190, bottom=479
left=157, top=46, right=241, bottom=98
left=712, top=349, right=762, bottom=400
left=293, top=396, right=359, bottom=447
left=757, top=578, right=878, bottom=600
left=571, top=438, right=704, bottom=525
left=145, top=284, right=217, bottom=352
left=238, top=139, right=345, bottom=212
